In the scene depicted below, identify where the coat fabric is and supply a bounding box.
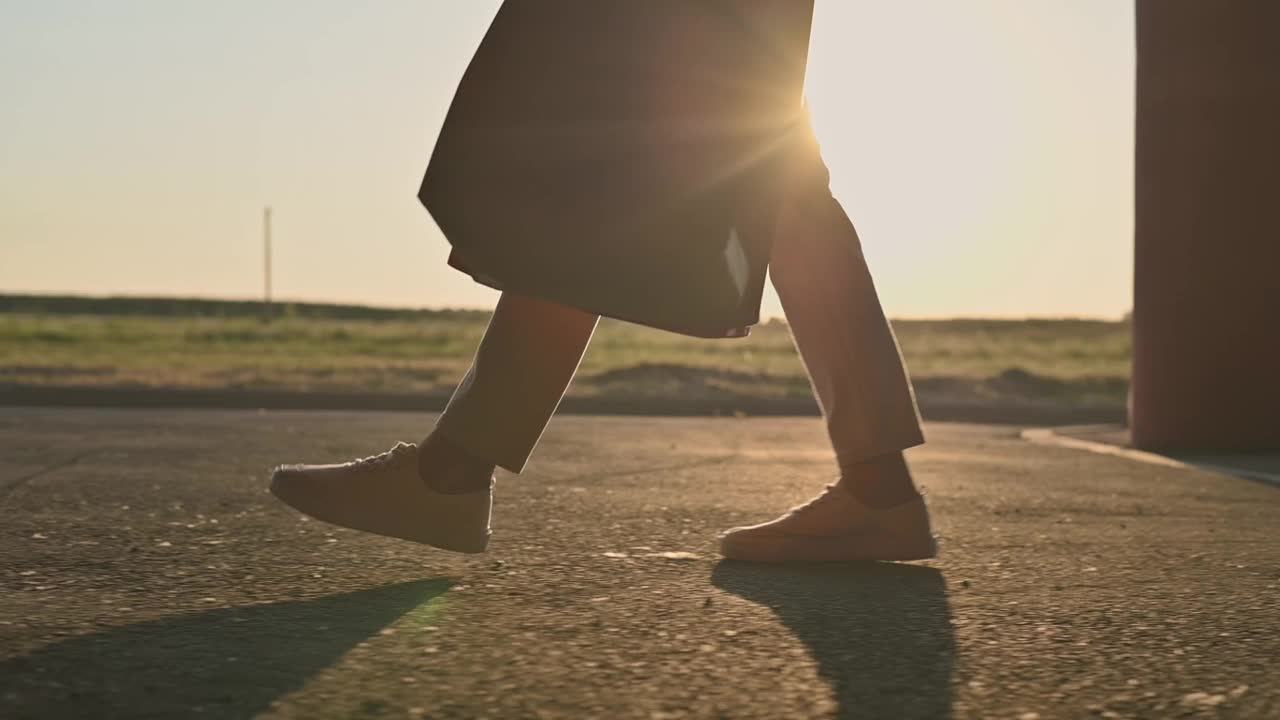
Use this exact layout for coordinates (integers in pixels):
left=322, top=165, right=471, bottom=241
left=420, top=1, right=817, bottom=338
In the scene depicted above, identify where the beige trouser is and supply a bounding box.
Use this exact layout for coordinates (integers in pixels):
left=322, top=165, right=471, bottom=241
left=435, top=148, right=925, bottom=473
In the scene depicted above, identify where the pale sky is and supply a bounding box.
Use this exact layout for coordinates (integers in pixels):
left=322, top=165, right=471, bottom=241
left=1, top=1, right=1134, bottom=319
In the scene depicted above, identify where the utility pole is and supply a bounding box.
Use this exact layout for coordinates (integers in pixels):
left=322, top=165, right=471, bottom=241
left=263, top=206, right=273, bottom=320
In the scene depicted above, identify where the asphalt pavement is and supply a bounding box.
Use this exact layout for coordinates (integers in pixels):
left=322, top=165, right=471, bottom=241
left=1, top=408, right=1277, bottom=719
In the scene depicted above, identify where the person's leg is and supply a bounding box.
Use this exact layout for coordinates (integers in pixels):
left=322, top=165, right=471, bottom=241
left=768, top=162, right=925, bottom=507
left=719, top=131, right=935, bottom=563
left=270, top=291, right=597, bottom=552
left=423, top=292, right=600, bottom=491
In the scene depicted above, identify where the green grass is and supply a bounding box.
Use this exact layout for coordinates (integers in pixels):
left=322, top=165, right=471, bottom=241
left=0, top=296, right=1131, bottom=411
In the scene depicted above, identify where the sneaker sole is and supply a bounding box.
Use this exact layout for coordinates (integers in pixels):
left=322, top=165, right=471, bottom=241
left=720, top=532, right=938, bottom=564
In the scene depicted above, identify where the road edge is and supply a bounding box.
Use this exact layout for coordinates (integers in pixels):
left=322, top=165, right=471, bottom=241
left=1021, top=427, right=1280, bottom=487
left=0, top=383, right=1126, bottom=427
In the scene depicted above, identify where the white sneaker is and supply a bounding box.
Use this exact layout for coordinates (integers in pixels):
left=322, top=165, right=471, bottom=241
left=720, top=485, right=937, bottom=563
left=270, top=442, right=492, bottom=553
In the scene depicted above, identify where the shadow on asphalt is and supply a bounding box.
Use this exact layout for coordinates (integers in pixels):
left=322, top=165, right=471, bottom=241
left=0, top=579, right=450, bottom=720
left=711, top=562, right=953, bottom=720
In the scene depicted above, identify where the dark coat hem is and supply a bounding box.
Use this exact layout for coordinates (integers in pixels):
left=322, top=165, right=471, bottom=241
left=447, top=249, right=753, bottom=339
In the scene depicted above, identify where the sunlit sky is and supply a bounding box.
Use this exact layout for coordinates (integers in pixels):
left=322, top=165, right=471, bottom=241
left=2, top=1, right=1134, bottom=319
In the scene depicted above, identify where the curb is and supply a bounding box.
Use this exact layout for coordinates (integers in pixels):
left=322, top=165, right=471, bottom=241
left=1021, top=427, right=1280, bottom=487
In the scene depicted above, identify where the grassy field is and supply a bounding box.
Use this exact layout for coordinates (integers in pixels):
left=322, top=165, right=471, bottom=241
left=1, top=295, right=1130, bottom=416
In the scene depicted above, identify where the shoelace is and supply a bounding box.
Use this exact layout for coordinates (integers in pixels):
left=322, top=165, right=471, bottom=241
left=785, top=483, right=842, bottom=517
left=348, top=442, right=415, bottom=469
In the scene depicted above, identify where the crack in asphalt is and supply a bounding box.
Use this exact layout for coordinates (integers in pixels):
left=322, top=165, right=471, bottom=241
left=0, top=450, right=98, bottom=500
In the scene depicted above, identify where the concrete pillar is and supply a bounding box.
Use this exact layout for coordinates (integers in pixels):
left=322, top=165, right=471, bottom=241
left=1131, top=0, right=1280, bottom=450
